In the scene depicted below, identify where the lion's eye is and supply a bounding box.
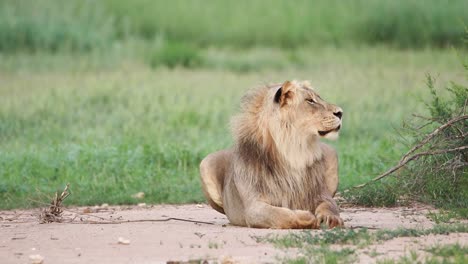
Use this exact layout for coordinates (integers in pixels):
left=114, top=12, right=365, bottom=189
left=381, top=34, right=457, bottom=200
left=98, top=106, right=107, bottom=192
left=306, top=98, right=317, bottom=104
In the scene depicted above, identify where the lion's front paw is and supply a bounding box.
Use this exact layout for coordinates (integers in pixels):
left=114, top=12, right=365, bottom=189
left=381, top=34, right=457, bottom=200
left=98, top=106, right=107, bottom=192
left=316, top=213, right=344, bottom=229
left=293, top=210, right=318, bottom=229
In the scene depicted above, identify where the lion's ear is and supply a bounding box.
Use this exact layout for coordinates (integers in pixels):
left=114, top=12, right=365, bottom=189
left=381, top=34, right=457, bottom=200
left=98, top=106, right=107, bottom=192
left=274, top=81, right=295, bottom=107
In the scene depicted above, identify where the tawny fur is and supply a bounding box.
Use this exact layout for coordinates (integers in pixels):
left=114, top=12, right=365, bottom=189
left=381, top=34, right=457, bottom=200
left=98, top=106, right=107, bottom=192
left=200, top=80, right=344, bottom=229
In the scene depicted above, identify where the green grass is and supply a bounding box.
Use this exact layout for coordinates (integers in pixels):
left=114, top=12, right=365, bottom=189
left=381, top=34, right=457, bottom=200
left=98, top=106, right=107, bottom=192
left=1, top=0, right=467, bottom=53
left=425, top=244, right=468, bottom=263
left=262, top=224, right=468, bottom=248
left=378, top=244, right=468, bottom=264
left=264, top=224, right=468, bottom=264
left=427, top=209, right=468, bottom=224
left=0, top=47, right=465, bottom=209
left=106, top=0, right=468, bottom=49
left=286, top=246, right=356, bottom=264
left=148, top=41, right=203, bottom=69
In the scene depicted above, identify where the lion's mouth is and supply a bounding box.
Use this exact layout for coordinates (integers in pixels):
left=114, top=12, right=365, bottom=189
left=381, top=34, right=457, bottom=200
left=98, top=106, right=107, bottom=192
left=318, top=125, right=341, bottom=136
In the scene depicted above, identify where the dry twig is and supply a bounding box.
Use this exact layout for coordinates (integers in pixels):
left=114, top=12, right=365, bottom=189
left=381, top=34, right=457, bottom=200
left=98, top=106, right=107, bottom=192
left=353, top=145, right=467, bottom=189
left=400, top=115, right=467, bottom=163
left=352, top=114, right=468, bottom=189
left=39, top=184, right=70, bottom=223
left=71, top=217, right=214, bottom=225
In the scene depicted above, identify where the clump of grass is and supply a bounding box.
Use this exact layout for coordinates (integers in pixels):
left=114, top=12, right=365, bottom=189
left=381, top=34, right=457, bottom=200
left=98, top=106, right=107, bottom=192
left=286, top=246, right=356, bottom=264
left=426, top=210, right=464, bottom=224
left=425, top=243, right=468, bottom=263
left=342, top=181, right=399, bottom=207
left=148, top=42, right=203, bottom=69
left=203, top=48, right=289, bottom=73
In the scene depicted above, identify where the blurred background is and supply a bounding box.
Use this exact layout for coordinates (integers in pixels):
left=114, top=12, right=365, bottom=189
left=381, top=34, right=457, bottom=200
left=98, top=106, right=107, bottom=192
left=1, top=0, right=467, bottom=55
left=0, top=0, right=466, bottom=209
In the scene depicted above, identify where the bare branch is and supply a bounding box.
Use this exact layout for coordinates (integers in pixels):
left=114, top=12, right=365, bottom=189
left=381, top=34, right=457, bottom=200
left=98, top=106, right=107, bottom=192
left=412, top=113, right=436, bottom=121
left=353, top=145, right=468, bottom=189
left=400, top=115, right=468, bottom=164
left=71, top=218, right=215, bottom=225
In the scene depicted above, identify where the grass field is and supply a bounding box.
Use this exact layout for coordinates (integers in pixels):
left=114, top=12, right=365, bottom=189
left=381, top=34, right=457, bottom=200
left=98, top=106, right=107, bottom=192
left=0, top=0, right=466, bottom=209
left=0, top=47, right=465, bottom=209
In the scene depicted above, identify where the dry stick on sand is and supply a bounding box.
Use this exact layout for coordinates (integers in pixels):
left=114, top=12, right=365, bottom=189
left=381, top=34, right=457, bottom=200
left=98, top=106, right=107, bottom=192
left=352, top=115, right=468, bottom=189
left=71, top=217, right=215, bottom=225
left=39, top=184, right=70, bottom=223
left=36, top=184, right=214, bottom=225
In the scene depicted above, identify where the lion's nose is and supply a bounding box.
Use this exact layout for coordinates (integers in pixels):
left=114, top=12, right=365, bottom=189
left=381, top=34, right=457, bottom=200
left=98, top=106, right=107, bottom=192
left=333, top=110, right=343, bottom=119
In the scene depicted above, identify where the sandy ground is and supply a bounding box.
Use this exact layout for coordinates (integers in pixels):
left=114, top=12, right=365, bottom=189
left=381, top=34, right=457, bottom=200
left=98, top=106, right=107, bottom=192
left=1, top=204, right=466, bottom=264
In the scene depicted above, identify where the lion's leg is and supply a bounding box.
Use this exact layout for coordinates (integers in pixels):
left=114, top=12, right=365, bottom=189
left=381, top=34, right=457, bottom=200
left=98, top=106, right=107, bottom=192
left=199, top=149, right=233, bottom=214
left=315, top=198, right=344, bottom=228
left=316, top=143, right=343, bottom=228
left=320, top=143, right=339, bottom=196
left=244, top=201, right=318, bottom=229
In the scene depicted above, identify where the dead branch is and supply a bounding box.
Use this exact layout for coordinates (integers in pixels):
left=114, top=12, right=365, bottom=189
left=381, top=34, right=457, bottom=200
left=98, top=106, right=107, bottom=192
left=400, top=115, right=468, bottom=164
left=411, top=113, right=437, bottom=121
left=353, top=145, right=467, bottom=189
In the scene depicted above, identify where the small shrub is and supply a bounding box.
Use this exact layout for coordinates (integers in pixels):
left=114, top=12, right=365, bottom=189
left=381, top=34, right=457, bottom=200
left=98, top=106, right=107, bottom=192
left=398, top=74, right=467, bottom=208
left=345, top=61, right=468, bottom=209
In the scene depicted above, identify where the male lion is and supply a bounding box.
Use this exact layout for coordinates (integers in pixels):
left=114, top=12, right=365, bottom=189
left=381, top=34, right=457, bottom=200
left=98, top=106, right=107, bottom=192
left=200, top=80, right=344, bottom=229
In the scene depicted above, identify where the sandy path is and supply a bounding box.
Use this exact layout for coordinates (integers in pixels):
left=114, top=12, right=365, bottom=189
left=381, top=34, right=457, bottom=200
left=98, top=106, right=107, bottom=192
left=0, top=204, right=466, bottom=263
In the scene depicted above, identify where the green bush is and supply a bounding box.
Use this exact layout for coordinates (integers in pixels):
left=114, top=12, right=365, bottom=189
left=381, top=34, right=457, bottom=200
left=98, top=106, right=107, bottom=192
left=403, top=74, right=468, bottom=208
left=0, top=0, right=115, bottom=52
left=345, top=62, right=468, bottom=210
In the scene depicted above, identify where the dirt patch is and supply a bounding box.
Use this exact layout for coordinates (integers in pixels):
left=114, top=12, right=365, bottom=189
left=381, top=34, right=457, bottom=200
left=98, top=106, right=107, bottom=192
left=0, top=204, right=466, bottom=263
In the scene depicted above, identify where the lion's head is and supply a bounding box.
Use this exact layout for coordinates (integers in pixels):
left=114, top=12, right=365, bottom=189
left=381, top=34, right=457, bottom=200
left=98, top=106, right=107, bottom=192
left=232, top=80, right=343, bottom=168
left=272, top=80, right=343, bottom=140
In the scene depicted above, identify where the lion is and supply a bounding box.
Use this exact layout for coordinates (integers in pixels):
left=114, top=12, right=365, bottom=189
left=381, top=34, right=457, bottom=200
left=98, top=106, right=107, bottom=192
left=200, top=80, right=344, bottom=229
